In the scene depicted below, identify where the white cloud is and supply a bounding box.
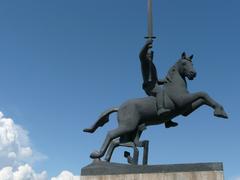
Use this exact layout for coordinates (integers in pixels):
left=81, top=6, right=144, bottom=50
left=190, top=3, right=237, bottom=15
left=0, top=166, right=13, bottom=180
left=0, top=165, right=81, bottom=180
left=0, top=112, right=80, bottom=180
left=0, top=164, right=47, bottom=180
left=51, top=171, right=79, bottom=180
left=0, top=112, right=46, bottom=168
left=232, top=176, right=240, bottom=180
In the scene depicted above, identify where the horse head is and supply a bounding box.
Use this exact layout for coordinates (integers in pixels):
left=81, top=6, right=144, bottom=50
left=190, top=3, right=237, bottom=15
left=176, top=52, right=197, bottom=80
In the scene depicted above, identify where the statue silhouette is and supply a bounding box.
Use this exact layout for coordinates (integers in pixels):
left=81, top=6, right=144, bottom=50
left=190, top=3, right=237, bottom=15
left=84, top=52, right=228, bottom=160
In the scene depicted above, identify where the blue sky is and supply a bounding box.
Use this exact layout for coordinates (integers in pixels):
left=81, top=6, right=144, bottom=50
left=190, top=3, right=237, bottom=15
left=0, top=0, right=239, bottom=179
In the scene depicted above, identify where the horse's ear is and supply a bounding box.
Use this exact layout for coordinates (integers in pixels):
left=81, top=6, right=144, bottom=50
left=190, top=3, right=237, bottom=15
left=189, top=54, right=194, bottom=60
left=182, top=52, right=186, bottom=59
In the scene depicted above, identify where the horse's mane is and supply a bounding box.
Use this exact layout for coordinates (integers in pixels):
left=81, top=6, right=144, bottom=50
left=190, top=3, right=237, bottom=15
left=166, top=64, right=177, bottom=82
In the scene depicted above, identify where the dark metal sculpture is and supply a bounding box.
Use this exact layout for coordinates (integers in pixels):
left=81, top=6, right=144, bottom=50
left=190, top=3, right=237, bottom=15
left=84, top=51, right=228, bottom=162
left=83, top=0, right=228, bottom=165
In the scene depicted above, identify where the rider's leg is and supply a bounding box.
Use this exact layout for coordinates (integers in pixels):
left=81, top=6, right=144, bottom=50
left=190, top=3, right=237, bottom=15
left=155, top=90, right=178, bottom=128
left=156, top=90, right=170, bottom=116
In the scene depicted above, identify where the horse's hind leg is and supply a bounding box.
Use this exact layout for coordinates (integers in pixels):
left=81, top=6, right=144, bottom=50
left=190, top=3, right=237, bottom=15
left=104, top=139, right=120, bottom=162
left=90, top=126, right=135, bottom=159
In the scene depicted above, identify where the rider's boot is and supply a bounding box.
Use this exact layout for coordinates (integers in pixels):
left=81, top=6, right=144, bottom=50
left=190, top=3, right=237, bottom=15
left=165, top=120, right=178, bottom=128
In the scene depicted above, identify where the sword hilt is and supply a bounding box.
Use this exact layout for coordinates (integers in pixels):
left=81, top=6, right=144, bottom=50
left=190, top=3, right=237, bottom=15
left=144, top=36, right=156, bottom=39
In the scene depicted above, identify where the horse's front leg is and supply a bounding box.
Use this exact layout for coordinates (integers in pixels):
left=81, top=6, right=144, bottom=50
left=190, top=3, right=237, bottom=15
left=182, top=99, right=205, bottom=116
left=195, top=92, right=228, bottom=118
left=178, top=92, right=228, bottom=119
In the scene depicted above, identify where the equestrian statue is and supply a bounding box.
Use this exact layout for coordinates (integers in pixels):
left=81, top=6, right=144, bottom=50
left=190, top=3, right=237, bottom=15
left=83, top=40, right=228, bottom=163
left=83, top=0, right=228, bottom=164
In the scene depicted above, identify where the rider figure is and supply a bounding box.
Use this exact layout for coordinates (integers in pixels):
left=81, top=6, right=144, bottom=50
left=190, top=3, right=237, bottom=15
left=139, top=40, right=178, bottom=128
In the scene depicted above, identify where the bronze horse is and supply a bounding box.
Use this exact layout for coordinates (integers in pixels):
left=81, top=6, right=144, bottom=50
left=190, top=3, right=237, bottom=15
left=84, top=53, right=228, bottom=160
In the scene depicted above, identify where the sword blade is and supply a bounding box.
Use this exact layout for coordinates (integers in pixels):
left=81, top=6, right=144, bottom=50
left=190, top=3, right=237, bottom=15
left=145, top=0, right=156, bottom=40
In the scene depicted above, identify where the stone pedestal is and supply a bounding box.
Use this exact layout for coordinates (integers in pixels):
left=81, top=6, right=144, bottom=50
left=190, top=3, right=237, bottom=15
left=81, top=161, right=224, bottom=180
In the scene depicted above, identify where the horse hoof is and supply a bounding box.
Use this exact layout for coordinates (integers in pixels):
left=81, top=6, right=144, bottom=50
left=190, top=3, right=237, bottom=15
left=214, top=107, right=228, bottom=119
left=90, top=151, right=102, bottom=159
left=83, top=128, right=94, bottom=133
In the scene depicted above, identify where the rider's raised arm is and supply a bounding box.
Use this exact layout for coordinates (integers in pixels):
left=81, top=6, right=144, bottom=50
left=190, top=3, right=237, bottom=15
left=139, top=40, right=153, bottom=62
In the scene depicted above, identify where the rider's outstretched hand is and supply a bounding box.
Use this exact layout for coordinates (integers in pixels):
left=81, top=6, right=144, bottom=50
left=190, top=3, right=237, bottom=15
left=145, top=39, right=153, bottom=49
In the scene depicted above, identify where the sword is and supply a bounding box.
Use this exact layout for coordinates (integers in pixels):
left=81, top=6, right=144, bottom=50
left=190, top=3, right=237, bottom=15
left=145, top=0, right=156, bottom=81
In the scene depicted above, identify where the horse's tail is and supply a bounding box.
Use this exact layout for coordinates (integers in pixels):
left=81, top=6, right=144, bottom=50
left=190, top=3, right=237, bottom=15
left=83, top=107, right=118, bottom=133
